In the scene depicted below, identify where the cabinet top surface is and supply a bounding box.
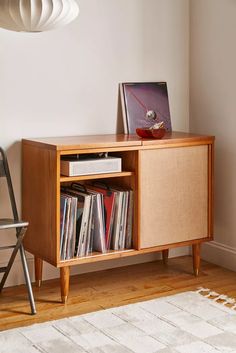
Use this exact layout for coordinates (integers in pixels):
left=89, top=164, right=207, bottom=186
left=22, top=132, right=214, bottom=151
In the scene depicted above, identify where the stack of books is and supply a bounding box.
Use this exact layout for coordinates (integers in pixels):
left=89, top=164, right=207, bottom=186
left=60, top=183, right=133, bottom=260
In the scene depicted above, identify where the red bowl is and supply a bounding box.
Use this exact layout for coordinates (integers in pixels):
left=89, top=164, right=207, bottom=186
left=136, top=128, right=153, bottom=138
left=136, top=127, right=166, bottom=139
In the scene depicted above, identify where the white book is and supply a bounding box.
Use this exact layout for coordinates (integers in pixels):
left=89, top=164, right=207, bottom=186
left=85, top=194, right=95, bottom=256
left=85, top=188, right=107, bottom=253
left=62, top=188, right=92, bottom=258
left=69, top=197, right=77, bottom=259
left=91, top=193, right=106, bottom=253
left=60, top=195, right=67, bottom=258
left=66, top=196, right=77, bottom=259
left=77, top=194, right=91, bottom=257
left=61, top=197, right=71, bottom=260
left=111, top=190, right=124, bottom=251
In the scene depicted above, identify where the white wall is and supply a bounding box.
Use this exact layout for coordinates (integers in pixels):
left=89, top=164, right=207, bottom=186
left=190, top=0, right=236, bottom=270
left=0, top=0, right=190, bottom=287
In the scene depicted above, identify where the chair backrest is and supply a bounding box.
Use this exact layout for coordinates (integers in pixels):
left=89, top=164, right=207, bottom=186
left=0, top=147, right=19, bottom=221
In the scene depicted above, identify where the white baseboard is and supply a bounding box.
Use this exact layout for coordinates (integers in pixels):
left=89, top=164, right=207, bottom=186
left=1, top=246, right=190, bottom=288
left=201, top=241, right=236, bottom=272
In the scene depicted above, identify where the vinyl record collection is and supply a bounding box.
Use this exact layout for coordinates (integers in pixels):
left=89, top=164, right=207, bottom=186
left=60, top=183, right=133, bottom=260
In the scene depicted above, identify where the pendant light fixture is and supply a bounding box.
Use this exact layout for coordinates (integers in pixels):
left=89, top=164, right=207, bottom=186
left=0, top=0, right=79, bottom=32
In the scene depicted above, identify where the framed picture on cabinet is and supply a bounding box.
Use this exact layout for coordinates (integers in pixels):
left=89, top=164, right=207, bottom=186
left=120, top=82, right=172, bottom=134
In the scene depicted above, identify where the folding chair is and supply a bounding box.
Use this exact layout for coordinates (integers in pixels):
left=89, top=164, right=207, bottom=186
left=0, top=147, right=36, bottom=315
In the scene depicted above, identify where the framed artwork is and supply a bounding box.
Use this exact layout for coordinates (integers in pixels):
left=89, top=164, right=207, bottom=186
left=120, top=82, right=172, bottom=134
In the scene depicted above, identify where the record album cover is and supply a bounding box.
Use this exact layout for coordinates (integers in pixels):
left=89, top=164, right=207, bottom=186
left=120, top=82, right=172, bottom=134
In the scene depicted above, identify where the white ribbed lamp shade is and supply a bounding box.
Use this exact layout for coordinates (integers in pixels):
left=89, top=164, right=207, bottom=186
left=0, top=0, right=79, bottom=32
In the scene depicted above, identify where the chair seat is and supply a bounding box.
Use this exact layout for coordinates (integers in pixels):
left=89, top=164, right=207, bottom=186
left=0, top=219, right=28, bottom=230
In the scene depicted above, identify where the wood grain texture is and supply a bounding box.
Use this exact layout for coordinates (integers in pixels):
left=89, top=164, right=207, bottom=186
left=22, top=132, right=214, bottom=151
left=60, top=171, right=134, bottom=183
left=139, top=145, right=209, bottom=248
left=141, top=131, right=214, bottom=147
left=56, top=237, right=211, bottom=267
left=22, top=134, right=142, bottom=151
left=60, top=267, right=70, bottom=303
left=208, top=143, right=214, bottom=237
left=22, top=133, right=214, bottom=302
left=56, top=151, right=61, bottom=263
left=0, top=256, right=236, bottom=331
left=162, top=249, right=169, bottom=265
left=192, top=243, right=201, bottom=276
left=22, top=143, right=58, bottom=265
left=34, top=257, right=43, bottom=287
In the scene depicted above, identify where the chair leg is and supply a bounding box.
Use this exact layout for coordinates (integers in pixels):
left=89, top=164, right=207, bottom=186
left=0, top=228, right=25, bottom=292
left=0, top=227, right=36, bottom=315
left=20, top=245, right=36, bottom=315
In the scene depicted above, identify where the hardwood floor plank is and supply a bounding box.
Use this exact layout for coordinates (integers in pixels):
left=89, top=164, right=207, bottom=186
left=1, top=256, right=236, bottom=331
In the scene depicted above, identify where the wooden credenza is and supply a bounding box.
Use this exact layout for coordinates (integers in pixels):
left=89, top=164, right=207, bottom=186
left=22, top=132, right=214, bottom=303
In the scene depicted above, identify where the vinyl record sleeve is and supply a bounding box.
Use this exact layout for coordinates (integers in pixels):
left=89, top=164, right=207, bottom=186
left=120, top=82, right=172, bottom=134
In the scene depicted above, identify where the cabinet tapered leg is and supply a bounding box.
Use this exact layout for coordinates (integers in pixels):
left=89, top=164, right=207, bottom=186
left=35, top=256, right=43, bottom=287
left=60, top=266, right=70, bottom=304
left=162, top=249, right=169, bottom=265
left=192, top=243, right=201, bottom=276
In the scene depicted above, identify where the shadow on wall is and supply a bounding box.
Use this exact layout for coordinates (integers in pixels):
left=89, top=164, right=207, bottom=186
left=0, top=141, right=22, bottom=219
left=0, top=141, right=32, bottom=286
left=116, top=85, right=125, bottom=134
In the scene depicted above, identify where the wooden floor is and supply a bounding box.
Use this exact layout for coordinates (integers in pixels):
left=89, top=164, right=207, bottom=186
left=1, top=255, right=236, bottom=332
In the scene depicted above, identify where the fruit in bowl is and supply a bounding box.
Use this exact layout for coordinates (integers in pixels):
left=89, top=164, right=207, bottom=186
left=136, top=122, right=166, bottom=139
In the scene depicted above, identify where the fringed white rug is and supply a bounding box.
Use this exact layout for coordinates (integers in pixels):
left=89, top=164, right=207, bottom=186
left=2, top=289, right=236, bottom=353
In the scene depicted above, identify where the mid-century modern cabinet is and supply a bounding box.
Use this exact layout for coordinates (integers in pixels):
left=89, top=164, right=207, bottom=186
left=22, top=132, right=214, bottom=303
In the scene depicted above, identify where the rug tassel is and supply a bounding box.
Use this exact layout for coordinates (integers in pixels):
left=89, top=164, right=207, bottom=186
left=196, top=287, right=236, bottom=309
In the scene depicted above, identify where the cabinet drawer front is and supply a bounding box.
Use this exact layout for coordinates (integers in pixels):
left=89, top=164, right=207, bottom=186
left=139, top=145, right=209, bottom=248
